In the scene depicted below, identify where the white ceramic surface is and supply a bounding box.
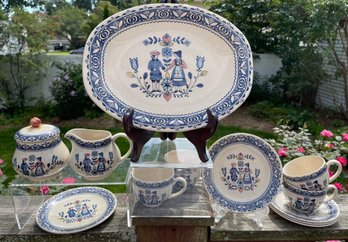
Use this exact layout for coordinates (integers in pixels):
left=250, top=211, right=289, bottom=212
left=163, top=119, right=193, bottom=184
left=269, top=189, right=340, bottom=227
left=283, top=155, right=342, bottom=191
left=283, top=181, right=338, bottom=214
left=12, top=118, right=70, bottom=180
left=83, top=3, right=253, bottom=132
left=65, top=128, right=132, bottom=180
left=36, top=187, right=117, bottom=234
left=164, top=149, right=202, bottom=191
left=204, top=133, right=282, bottom=213
left=132, top=167, right=187, bottom=207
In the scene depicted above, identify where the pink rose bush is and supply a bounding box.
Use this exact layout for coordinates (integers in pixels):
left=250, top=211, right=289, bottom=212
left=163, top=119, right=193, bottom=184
left=342, top=133, right=348, bottom=142
left=267, top=126, right=348, bottom=192
left=61, top=177, right=76, bottom=184
left=277, top=147, right=288, bottom=157
left=320, top=129, right=334, bottom=138
left=268, top=126, right=348, bottom=166
left=40, top=186, right=50, bottom=195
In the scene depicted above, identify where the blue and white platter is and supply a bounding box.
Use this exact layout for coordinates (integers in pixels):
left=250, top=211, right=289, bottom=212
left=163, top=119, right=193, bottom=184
left=204, top=133, right=282, bottom=213
left=83, top=3, right=253, bottom=132
left=36, top=187, right=117, bottom=234
left=269, top=189, right=340, bottom=227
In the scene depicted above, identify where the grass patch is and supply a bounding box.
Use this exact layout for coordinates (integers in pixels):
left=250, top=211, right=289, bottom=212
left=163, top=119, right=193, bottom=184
left=47, top=51, right=70, bottom=56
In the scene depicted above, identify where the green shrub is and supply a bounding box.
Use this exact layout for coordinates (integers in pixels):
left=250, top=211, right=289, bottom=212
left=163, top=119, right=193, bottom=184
left=50, top=63, right=102, bottom=120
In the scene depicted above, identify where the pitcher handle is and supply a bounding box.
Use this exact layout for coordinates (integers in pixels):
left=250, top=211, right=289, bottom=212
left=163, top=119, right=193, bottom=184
left=111, top=133, right=133, bottom=161
left=327, top=159, right=343, bottom=183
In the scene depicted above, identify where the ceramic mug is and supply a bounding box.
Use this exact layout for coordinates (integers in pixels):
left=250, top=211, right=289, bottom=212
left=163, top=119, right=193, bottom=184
left=132, top=167, right=187, bottom=208
left=283, top=155, right=342, bottom=191
left=164, top=150, right=202, bottom=191
left=283, top=180, right=338, bottom=214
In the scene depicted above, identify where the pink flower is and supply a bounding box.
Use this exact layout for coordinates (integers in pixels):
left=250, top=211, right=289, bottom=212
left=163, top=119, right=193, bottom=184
left=297, top=147, right=305, bottom=153
left=336, top=156, right=347, bottom=167
left=320, top=129, right=334, bottom=138
left=0, top=168, right=3, bottom=176
left=40, top=186, right=49, bottom=195
left=62, top=177, right=76, bottom=184
left=325, top=143, right=335, bottom=149
left=342, top=133, right=348, bottom=142
left=334, top=182, right=343, bottom=191
left=329, top=169, right=334, bottom=177
left=277, top=147, right=287, bottom=157
left=0, top=159, right=4, bottom=165
left=70, top=90, right=77, bottom=97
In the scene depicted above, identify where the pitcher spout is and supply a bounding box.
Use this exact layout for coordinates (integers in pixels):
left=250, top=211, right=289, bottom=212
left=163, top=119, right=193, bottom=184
left=64, top=128, right=112, bottom=144
left=64, top=129, right=81, bottom=143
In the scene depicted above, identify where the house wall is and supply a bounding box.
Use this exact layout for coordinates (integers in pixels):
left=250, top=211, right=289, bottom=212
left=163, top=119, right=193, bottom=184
left=316, top=35, right=347, bottom=111
left=1, top=53, right=282, bottom=108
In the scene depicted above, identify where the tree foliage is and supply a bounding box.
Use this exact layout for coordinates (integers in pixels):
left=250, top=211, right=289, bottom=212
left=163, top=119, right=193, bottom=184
left=84, top=1, right=118, bottom=34
left=210, top=0, right=347, bottom=111
left=44, top=0, right=70, bottom=15
left=0, top=8, right=48, bottom=112
left=1, top=0, right=44, bottom=11
left=55, top=6, right=87, bottom=49
left=210, top=0, right=280, bottom=53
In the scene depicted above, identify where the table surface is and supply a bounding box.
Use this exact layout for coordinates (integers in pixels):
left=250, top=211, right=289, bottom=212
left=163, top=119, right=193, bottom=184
left=1, top=191, right=348, bottom=241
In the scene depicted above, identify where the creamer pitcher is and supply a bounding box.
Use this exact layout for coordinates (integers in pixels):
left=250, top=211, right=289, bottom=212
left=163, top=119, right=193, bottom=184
left=65, top=128, right=132, bottom=180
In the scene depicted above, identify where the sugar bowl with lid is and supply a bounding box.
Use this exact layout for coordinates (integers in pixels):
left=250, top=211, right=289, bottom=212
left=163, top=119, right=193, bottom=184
left=12, top=117, right=70, bottom=180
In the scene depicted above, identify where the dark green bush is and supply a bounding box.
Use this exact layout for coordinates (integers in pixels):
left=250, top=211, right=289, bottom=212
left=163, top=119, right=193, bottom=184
left=50, top=63, right=102, bottom=120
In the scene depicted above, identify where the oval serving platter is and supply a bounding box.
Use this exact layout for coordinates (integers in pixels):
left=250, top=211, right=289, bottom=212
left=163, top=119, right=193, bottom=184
left=36, top=187, right=117, bottom=234
left=204, top=133, right=282, bottom=213
left=83, top=3, right=253, bottom=132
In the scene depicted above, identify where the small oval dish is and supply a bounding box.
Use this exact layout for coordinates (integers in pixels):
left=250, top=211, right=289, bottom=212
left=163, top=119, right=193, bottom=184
left=36, top=187, right=117, bottom=234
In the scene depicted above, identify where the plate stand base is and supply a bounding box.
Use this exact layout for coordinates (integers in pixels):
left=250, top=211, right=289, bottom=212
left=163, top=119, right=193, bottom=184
left=212, top=202, right=269, bottom=228
left=123, top=108, right=218, bottom=162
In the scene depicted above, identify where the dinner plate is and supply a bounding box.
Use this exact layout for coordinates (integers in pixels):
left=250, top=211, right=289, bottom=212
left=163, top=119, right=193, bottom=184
left=83, top=3, right=253, bottom=132
left=204, top=133, right=282, bottom=213
left=269, top=189, right=340, bottom=227
left=36, top=187, right=117, bottom=234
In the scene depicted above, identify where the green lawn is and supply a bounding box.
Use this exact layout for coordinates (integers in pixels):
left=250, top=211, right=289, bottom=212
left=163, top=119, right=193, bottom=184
left=46, top=51, right=70, bottom=56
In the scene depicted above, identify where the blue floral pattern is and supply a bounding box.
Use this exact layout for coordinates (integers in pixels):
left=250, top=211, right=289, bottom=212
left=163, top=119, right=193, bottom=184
left=36, top=187, right=117, bottom=234
left=83, top=4, right=253, bottom=131
left=205, top=133, right=282, bottom=213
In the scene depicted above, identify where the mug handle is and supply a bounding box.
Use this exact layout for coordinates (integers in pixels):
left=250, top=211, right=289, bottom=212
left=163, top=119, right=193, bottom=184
left=327, top=159, right=343, bottom=183
left=169, top=177, right=187, bottom=200
left=111, top=133, right=133, bottom=161
left=323, top=184, right=338, bottom=203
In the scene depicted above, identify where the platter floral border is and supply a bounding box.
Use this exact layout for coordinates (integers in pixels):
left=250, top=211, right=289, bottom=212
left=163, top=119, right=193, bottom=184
left=84, top=3, right=253, bottom=131
left=36, top=187, right=117, bottom=234
left=204, top=133, right=282, bottom=213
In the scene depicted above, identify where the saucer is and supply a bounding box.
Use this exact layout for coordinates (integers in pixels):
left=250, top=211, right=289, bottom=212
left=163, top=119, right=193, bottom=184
left=269, top=189, right=340, bottom=227
left=36, top=187, right=117, bottom=234
left=204, top=133, right=282, bottom=213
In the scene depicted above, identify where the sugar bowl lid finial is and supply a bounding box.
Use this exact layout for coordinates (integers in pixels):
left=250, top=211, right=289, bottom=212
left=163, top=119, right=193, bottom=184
left=30, top=117, right=42, bottom=128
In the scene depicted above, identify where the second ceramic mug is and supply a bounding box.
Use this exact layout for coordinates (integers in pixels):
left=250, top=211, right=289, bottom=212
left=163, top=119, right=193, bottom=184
left=132, top=167, right=187, bottom=208
left=164, top=150, right=202, bottom=192
left=283, top=180, right=338, bottom=214
left=283, top=155, right=342, bottom=191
